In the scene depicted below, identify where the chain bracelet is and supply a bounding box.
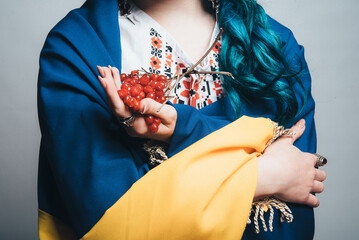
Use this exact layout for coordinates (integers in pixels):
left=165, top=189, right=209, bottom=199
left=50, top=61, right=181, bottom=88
left=265, top=121, right=295, bottom=150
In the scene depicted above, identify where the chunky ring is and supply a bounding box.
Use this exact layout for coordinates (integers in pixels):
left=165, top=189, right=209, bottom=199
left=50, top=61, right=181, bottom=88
left=119, top=113, right=135, bottom=127
left=314, top=154, right=327, bottom=167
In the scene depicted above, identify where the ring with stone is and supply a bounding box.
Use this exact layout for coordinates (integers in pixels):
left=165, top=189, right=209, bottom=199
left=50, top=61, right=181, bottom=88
left=314, top=154, right=327, bottom=168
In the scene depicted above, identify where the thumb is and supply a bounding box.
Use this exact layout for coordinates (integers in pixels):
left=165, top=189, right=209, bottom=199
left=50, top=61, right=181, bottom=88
left=287, top=118, right=306, bottom=143
left=140, top=98, right=174, bottom=125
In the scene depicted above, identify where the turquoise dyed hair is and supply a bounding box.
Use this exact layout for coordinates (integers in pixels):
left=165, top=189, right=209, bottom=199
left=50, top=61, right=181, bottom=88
left=216, top=0, right=306, bottom=125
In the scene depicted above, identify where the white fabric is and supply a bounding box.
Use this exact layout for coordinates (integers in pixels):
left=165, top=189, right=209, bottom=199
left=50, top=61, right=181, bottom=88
left=118, top=3, right=226, bottom=109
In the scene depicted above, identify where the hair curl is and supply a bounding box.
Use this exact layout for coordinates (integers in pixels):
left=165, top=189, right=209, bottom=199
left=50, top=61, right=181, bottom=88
left=217, top=0, right=306, bottom=125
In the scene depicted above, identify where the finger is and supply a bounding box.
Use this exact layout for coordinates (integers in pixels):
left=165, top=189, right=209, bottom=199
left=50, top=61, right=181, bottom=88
left=102, top=67, right=112, bottom=81
left=110, top=66, right=122, bottom=90
left=99, top=68, right=131, bottom=118
left=97, top=65, right=106, bottom=78
left=126, top=116, right=147, bottom=137
left=305, top=194, right=320, bottom=208
left=139, top=98, right=176, bottom=125
left=315, top=169, right=327, bottom=182
left=97, top=75, right=107, bottom=89
left=284, top=119, right=306, bottom=144
left=311, top=180, right=325, bottom=194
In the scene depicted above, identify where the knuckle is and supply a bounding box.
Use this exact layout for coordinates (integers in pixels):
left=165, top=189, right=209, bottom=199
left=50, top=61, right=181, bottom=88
left=305, top=152, right=316, bottom=162
left=141, top=98, right=151, bottom=105
left=170, top=113, right=177, bottom=122
left=310, top=154, right=317, bottom=164
left=104, top=67, right=111, bottom=73
left=308, top=181, right=314, bottom=190
left=309, top=168, right=316, bottom=179
left=112, top=67, right=119, bottom=74
left=167, top=110, right=176, bottom=121
left=135, top=129, right=146, bottom=136
left=132, top=126, right=146, bottom=136
left=302, top=194, right=310, bottom=203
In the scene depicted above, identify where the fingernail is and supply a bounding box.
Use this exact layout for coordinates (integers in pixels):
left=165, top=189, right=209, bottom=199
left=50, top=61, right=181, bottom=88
left=296, top=119, right=305, bottom=128
left=108, top=65, right=112, bottom=69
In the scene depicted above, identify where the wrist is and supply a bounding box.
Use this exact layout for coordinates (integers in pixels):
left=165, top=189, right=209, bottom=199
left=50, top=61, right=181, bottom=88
left=254, top=155, right=278, bottom=201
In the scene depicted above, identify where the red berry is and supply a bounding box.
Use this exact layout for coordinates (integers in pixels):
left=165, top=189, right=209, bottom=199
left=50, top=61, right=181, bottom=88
left=117, top=89, right=127, bottom=99
left=155, top=90, right=164, bottom=97
left=146, top=92, right=156, bottom=100
left=124, top=78, right=131, bottom=84
left=131, top=86, right=141, bottom=97
left=156, top=96, right=167, bottom=104
left=151, top=74, right=159, bottom=81
left=149, top=123, right=159, bottom=133
left=121, top=84, right=131, bottom=94
left=128, top=97, right=136, bottom=108
left=131, top=70, right=139, bottom=76
left=121, top=82, right=130, bottom=90
left=158, top=75, right=167, bottom=82
left=156, top=81, right=166, bottom=91
left=135, top=91, right=145, bottom=101
left=154, top=117, right=161, bottom=126
left=120, top=73, right=128, bottom=81
left=134, top=84, right=144, bottom=92
left=144, top=85, right=154, bottom=93
left=139, top=91, right=146, bottom=99
left=130, top=77, right=138, bottom=86
left=145, top=115, right=154, bottom=125
left=150, top=81, right=159, bottom=89
left=132, top=100, right=140, bottom=111
left=139, top=74, right=151, bottom=86
left=124, top=95, right=131, bottom=105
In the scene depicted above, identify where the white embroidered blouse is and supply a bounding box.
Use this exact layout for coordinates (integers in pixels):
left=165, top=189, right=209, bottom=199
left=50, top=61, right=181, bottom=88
left=118, top=3, right=226, bottom=109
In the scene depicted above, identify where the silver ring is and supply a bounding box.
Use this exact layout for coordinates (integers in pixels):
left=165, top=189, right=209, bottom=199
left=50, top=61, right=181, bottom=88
left=314, top=154, right=327, bottom=167
left=119, top=113, right=135, bottom=127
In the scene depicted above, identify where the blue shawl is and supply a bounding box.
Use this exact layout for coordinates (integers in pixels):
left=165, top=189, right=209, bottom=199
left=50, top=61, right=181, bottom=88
left=37, top=0, right=316, bottom=238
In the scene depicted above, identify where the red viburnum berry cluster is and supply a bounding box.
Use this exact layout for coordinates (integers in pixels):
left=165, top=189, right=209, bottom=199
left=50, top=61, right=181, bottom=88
left=117, top=70, right=168, bottom=133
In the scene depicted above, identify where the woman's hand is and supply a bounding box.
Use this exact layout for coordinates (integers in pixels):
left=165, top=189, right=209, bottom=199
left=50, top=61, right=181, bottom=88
left=255, top=119, right=327, bottom=208
left=97, top=66, right=177, bottom=143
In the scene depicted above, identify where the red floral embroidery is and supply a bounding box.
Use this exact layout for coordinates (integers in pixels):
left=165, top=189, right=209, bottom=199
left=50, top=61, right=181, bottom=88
left=151, top=36, right=162, bottom=48
left=150, top=56, right=161, bottom=70
left=179, top=80, right=191, bottom=98
left=148, top=27, right=225, bottom=108
left=188, top=82, right=200, bottom=108
left=165, top=53, right=173, bottom=67
left=212, top=81, right=223, bottom=96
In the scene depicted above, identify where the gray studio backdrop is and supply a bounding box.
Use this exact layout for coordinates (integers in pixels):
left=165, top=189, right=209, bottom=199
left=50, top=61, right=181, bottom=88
left=0, top=0, right=358, bottom=239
